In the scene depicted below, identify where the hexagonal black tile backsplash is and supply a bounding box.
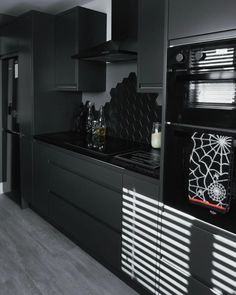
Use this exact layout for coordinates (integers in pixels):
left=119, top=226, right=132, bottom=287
left=104, top=73, right=161, bottom=145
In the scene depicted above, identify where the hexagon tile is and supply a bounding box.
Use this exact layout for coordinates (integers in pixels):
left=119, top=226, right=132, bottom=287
left=104, top=73, right=161, bottom=144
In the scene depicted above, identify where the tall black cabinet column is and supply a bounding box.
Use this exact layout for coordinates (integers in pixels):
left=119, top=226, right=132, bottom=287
left=0, top=11, right=82, bottom=207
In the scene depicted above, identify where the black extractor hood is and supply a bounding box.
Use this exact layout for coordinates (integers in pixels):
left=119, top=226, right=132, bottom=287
left=72, top=0, right=138, bottom=63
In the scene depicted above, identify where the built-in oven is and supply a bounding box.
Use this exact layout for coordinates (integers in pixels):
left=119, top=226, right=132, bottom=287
left=163, top=40, right=236, bottom=234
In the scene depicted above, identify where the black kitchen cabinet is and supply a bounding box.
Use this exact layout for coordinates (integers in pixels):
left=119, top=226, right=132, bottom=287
left=55, top=7, right=106, bottom=92
left=32, top=141, right=49, bottom=216
left=20, top=137, right=33, bottom=207
left=15, top=12, right=55, bottom=207
left=138, top=0, right=167, bottom=92
left=17, top=11, right=78, bottom=137
left=121, top=171, right=162, bottom=294
left=49, top=193, right=122, bottom=270
left=158, top=259, right=218, bottom=295
left=49, top=163, right=122, bottom=232
left=160, top=205, right=236, bottom=295
left=33, top=141, right=123, bottom=271
left=0, top=19, right=19, bottom=56
left=2, top=11, right=80, bottom=207
left=169, top=0, right=236, bottom=45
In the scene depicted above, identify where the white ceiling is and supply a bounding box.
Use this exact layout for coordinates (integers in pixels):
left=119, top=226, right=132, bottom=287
left=0, top=0, right=109, bottom=16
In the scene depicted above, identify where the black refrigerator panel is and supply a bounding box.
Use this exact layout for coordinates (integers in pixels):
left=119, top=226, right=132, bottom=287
left=3, top=131, right=21, bottom=205
left=1, top=56, right=21, bottom=205
left=7, top=58, right=19, bottom=133
left=2, top=57, right=19, bottom=133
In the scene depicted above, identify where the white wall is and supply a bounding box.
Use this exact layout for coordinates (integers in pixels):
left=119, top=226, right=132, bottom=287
left=83, top=62, right=137, bottom=108
left=0, top=183, right=3, bottom=194
left=81, top=0, right=137, bottom=109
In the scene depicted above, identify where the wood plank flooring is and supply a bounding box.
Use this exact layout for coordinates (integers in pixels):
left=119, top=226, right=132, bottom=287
left=0, top=195, right=138, bottom=295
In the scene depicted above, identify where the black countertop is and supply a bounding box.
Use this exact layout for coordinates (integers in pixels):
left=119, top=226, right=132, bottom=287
left=34, top=132, right=160, bottom=178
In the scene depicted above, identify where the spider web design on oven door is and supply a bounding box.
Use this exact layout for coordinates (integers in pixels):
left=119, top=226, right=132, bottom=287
left=188, top=132, right=234, bottom=213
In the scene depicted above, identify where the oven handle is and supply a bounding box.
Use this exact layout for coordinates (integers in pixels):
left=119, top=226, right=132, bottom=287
left=166, top=122, right=236, bottom=146
left=177, top=71, right=236, bottom=81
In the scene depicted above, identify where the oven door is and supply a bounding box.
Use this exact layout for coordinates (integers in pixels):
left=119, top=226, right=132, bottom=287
left=163, top=124, right=236, bottom=234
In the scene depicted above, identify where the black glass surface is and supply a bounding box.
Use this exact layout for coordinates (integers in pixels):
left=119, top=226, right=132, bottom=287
left=115, top=150, right=160, bottom=169
left=113, top=149, right=161, bottom=178
left=35, top=132, right=139, bottom=158
left=63, top=134, right=138, bottom=156
left=34, top=132, right=160, bottom=178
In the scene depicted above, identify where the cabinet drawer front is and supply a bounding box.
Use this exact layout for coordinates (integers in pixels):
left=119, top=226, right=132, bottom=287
left=49, top=149, right=123, bottom=191
left=123, top=173, right=159, bottom=201
left=49, top=193, right=121, bottom=270
left=121, top=173, right=162, bottom=294
left=32, top=142, right=49, bottom=215
left=161, top=206, right=236, bottom=294
left=49, top=162, right=122, bottom=231
left=158, top=259, right=218, bottom=295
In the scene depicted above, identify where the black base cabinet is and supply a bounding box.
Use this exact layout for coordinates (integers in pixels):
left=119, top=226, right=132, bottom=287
left=159, top=205, right=236, bottom=295
left=32, top=141, right=123, bottom=272
left=32, top=141, right=161, bottom=295
left=32, top=141, right=236, bottom=295
left=32, top=140, right=49, bottom=215
left=49, top=193, right=121, bottom=271
left=121, top=171, right=162, bottom=295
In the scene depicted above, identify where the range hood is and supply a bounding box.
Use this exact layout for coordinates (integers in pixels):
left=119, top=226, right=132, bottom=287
left=72, top=0, right=138, bottom=63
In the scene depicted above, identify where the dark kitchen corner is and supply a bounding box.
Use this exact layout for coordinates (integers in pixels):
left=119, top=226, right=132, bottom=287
left=0, top=1, right=236, bottom=295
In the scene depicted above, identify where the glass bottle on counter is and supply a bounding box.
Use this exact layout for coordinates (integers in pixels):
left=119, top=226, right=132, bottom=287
left=85, top=101, right=94, bottom=134
left=151, top=122, right=161, bottom=149
left=97, top=106, right=106, bottom=137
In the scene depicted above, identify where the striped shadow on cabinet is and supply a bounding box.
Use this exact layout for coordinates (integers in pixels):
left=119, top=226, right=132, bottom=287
left=121, top=187, right=162, bottom=294
left=121, top=192, right=236, bottom=295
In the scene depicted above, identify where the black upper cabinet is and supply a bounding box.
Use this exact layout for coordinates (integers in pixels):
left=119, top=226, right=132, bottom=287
left=138, top=0, right=166, bottom=92
left=169, top=0, right=236, bottom=44
left=55, top=7, right=106, bottom=92
left=0, top=20, right=19, bottom=56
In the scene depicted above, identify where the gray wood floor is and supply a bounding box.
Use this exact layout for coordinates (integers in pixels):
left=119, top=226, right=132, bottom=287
left=0, top=195, right=138, bottom=295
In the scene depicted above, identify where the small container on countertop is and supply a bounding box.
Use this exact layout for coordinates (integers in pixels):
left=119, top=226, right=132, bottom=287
left=151, top=122, right=161, bottom=149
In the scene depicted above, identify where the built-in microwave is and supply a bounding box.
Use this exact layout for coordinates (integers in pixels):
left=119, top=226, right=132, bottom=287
left=167, top=40, right=236, bottom=129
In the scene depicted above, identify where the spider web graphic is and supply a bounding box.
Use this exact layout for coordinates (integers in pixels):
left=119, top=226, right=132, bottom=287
left=188, top=132, right=233, bottom=213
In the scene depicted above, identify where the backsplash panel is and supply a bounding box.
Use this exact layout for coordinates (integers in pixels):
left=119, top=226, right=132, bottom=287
left=104, top=73, right=161, bottom=144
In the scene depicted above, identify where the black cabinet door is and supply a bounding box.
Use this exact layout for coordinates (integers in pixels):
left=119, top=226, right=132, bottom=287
left=49, top=162, right=122, bottom=232
left=20, top=137, right=32, bottom=207
left=160, top=205, right=236, bottom=295
left=158, top=259, right=219, bottom=295
left=55, top=9, right=78, bottom=91
left=169, top=0, right=236, bottom=43
left=138, top=0, right=166, bottom=92
left=32, top=141, right=123, bottom=271
left=55, top=7, right=106, bottom=92
left=121, top=172, right=161, bottom=294
left=32, top=141, right=49, bottom=216
left=0, top=20, right=19, bottom=56
left=17, top=14, right=33, bottom=137
left=49, top=192, right=121, bottom=271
